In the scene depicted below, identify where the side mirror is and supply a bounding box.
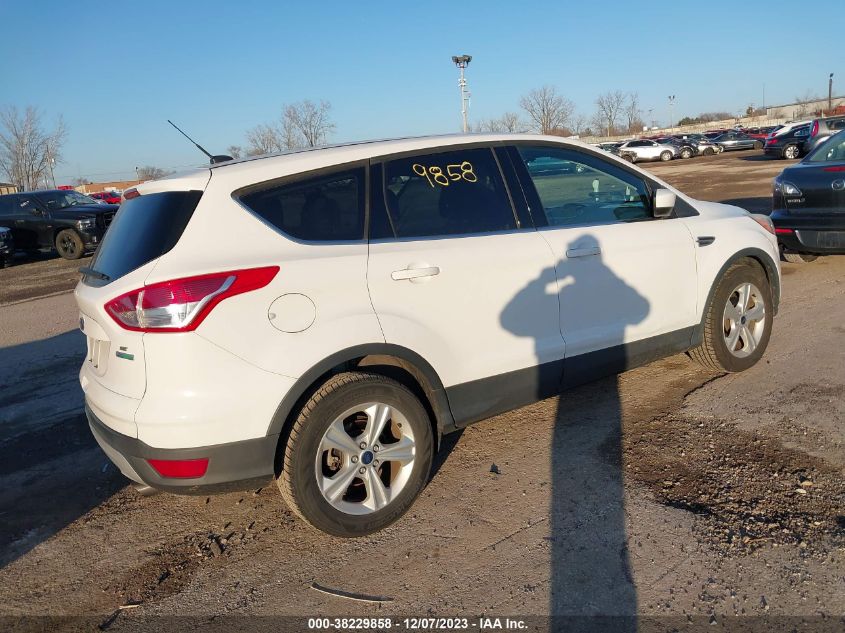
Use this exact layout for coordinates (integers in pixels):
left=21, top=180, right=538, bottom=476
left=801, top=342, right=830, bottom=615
left=653, top=188, right=676, bottom=218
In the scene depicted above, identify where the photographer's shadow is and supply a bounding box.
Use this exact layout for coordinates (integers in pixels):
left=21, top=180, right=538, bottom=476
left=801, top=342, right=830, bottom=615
left=501, top=234, right=649, bottom=630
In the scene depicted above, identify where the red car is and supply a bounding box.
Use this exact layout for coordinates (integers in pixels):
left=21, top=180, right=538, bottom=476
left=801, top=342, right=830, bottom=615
left=741, top=127, right=770, bottom=140
left=89, top=191, right=122, bottom=205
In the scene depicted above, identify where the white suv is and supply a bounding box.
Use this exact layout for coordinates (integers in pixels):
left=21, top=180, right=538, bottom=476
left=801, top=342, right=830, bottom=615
left=75, top=134, right=781, bottom=536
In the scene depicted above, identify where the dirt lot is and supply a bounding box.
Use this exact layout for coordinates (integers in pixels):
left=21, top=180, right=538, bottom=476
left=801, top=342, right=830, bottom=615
left=0, top=150, right=842, bottom=632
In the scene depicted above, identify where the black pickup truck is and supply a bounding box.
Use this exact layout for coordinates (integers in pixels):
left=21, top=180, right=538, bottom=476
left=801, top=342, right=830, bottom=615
left=0, top=190, right=118, bottom=260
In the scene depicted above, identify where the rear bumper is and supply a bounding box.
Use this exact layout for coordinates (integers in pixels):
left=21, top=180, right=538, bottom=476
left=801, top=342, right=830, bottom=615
left=86, top=405, right=277, bottom=494
left=771, top=211, right=845, bottom=254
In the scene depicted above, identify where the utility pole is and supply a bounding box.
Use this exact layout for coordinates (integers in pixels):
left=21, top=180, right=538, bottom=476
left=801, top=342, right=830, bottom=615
left=668, top=95, right=676, bottom=130
left=452, top=55, right=472, bottom=133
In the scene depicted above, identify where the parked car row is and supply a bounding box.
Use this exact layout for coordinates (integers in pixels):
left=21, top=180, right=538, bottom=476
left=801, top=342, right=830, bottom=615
left=771, top=128, right=845, bottom=263
left=0, top=190, right=118, bottom=264
left=597, top=133, right=725, bottom=163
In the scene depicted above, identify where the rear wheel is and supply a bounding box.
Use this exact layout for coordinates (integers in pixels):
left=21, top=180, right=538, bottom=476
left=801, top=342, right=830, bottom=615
left=688, top=259, right=773, bottom=373
left=660, top=150, right=673, bottom=161
left=753, top=141, right=763, bottom=149
left=55, top=229, right=84, bottom=260
left=783, top=251, right=818, bottom=264
left=681, top=148, right=693, bottom=159
left=703, top=147, right=715, bottom=156
left=783, top=144, right=800, bottom=159
left=278, top=372, right=434, bottom=537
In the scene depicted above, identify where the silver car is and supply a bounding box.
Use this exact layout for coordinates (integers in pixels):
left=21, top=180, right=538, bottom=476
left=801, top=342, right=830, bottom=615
left=616, top=139, right=678, bottom=163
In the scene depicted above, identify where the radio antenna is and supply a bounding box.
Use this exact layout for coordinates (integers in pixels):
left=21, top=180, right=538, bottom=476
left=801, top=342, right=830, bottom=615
left=167, top=120, right=232, bottom=164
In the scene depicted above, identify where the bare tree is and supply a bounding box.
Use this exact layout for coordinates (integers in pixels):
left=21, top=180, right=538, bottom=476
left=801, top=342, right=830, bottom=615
left=0, top=106, right=67, bottom=191
left=474, top=111, right=526, bottom=133
left=245, top=99, right=335, bottom=155
left=226, top=145, right=243, bottom=160
left=519, top=86, right=575, bottom=134
left=794, top=90, right=819, bottom=117
left=284, top=100, right=335, bottom=147
left=595, top=90, right=626, bottom=136
left=246, top=123, right=285, bottom=156
left=623, top=93, right=643, bottom=133
left=570, top=114, right=590, bottom=136
left=136, top=166, right=171, bottom=181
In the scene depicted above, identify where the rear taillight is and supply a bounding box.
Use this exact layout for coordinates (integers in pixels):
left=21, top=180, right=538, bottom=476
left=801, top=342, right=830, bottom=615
left=766, top=137, right=778, bottom=146
left=823, top=166, right=845, bottom=172
left=105, top=266, right=279, bottom=332
left=810, top=120, right=819, bottom=138
left=775, top=228, right=794, bottom=235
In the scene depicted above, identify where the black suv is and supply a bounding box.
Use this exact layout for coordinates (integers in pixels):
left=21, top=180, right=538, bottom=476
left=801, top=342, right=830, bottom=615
left=0, top=190, right=118, bottom=260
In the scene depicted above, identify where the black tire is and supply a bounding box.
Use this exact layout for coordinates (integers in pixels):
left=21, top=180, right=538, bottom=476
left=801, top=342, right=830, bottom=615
left=688, top=259, right=773, bottom=373
left=783, top=251, right=818, bottom=264
left=278, top=371, right=434, bottom=537
left=703, top=147, right=715, bottom=156
left=55, top=229, right=84, bottom=260
left=0, top=256, right=11, bottom=269
left=620, top=152, right=635, bottom=163
left=660, top=150, right=673, bottom=161
left=753, top=141, right=763, bottom=150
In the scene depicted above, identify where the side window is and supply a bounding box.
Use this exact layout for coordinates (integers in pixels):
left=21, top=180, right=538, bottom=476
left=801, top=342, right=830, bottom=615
left=517, top=146, right=651, bottom=227
left=0, top=197, right=11, bottom=217
left=381, top=147, right=516, bottom=238
left=239, top=167, right=365, bottom=241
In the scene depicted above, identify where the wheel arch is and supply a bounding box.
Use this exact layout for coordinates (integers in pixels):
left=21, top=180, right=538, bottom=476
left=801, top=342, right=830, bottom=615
left=699, top=248, right=780, bottom=333
left=266, top=344, right=455, bottom=471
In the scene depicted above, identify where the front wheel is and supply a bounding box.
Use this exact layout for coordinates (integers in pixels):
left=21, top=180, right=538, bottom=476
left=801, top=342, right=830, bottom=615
left=660, top=150, right=673, bottom=161
left=783, top=144, right=800, bottom=160
left=278, top=372, right=434, bottom=537
left=703, top=147, right=714, bottom=156
left=55, top=229, right=84, bottom=260
left=688, top=259, right=773, bottom=373
left=681, top=148, right=693, bottom=159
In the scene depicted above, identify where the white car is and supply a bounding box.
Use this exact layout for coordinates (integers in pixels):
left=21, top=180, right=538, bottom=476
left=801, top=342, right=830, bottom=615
left=75, top=134, right=781, bottom=536
left=615, top=139, right=679, bottom=162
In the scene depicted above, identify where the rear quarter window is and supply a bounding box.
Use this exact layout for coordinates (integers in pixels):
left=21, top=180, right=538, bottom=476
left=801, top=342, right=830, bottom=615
left=88, top=190, right=202, bottom=282
left=238, top=168, right=365, bottom=242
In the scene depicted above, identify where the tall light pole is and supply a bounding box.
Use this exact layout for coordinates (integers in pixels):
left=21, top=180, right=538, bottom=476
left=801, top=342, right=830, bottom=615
left=829, top=73, right=834, bottom=114
left=452, top=54, right=472, bottom=133
left=668, top=95, right=676, bottom=130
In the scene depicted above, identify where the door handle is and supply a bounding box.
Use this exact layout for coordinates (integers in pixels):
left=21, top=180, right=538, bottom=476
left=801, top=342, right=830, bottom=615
left=696, top=236, right=716, bottom=246
left=391, top=266, right=441, bottom=281
left=566, top=246, right=601, bottom=258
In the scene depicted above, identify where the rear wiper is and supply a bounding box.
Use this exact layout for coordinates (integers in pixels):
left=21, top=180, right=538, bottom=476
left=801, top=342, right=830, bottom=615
left=79, top=266, right=110, bottom=281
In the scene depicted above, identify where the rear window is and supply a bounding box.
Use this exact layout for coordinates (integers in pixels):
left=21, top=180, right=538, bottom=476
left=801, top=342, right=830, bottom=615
left=89, top=190, right=202, bottom=282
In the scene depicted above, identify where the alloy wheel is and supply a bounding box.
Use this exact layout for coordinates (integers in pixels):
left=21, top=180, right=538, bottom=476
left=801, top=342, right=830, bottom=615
left=722, top=282, right=766, bottom=358
left=315, top=402, right=416, bottom=515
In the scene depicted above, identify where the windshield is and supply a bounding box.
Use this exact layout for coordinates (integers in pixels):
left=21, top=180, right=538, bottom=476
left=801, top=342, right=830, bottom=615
left=806, top=131, right=845, bottom=163
left=35, top=190, right=98, bottom=210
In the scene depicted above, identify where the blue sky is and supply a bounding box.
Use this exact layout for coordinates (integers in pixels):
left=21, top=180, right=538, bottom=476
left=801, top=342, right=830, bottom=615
left=2, top=0, right=841, bottom=183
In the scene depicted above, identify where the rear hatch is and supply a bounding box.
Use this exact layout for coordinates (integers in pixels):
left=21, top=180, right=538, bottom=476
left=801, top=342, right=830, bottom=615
left=75, top=173, right=209, bottom=415
left=782, top=160, right=845, bottom=215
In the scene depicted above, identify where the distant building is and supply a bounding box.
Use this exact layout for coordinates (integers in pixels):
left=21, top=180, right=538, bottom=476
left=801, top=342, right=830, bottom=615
left=74, top=179, right=143, bottom=194
left=765, top=95, right=845, bottom=120
left=0, top=182, right=19, bottom=195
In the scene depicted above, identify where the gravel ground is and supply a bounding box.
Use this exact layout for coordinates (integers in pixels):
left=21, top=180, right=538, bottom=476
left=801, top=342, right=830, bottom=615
left=0, top=150, right=842, bottom=632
